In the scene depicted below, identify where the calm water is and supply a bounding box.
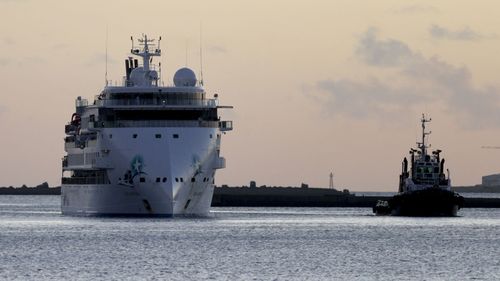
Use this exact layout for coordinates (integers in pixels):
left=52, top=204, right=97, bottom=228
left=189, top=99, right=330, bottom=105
left=0, top=196, right=499, bottom=280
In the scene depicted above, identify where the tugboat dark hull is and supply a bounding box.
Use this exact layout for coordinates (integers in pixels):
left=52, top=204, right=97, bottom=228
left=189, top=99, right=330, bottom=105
left=388, top=188, right=464, bottom=217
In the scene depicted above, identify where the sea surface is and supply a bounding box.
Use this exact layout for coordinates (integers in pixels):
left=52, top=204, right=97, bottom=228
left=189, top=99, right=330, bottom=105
left=0, top=196, right=499, bottom=281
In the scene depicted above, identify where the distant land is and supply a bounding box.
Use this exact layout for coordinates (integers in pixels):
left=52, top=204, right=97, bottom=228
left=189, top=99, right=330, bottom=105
left=2, top=182, right=500, bottom=208
left=0, top=182, right=60, bottom=195
left=452, top=185, right=500, bottom=193
left=1, top=182, right=499, bottom=195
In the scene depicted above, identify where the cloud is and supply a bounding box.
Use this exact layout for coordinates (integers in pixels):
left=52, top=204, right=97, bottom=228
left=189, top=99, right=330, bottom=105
left=2, top=37, right=14, bottom=46
left=85, top=53, right=117, bottom=67
left=306, top=29, right=500, bottom=128
left=0, top=58, right=11, bottom=66
left=307, top=78, right=428, bottom=120
left=392, top=5, right=439, bottom=14
left=0, top=56, right=44, bottom=67
left=429, top=25, right=494, bottom=41
left=0, top=105, right=6, bottom=116
left=355, top=28, right=417, bottom=67
left=207, top=45, right=228, bottom=54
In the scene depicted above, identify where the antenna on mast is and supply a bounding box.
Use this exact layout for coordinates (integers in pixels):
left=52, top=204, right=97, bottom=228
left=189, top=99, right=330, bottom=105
left=105, top=26, right=108, bottom=86
left=185, top=40, right=188, bottom=67
left=199, top=22, right=204, bottom=86
left=158, top=36, right=162, bottom=85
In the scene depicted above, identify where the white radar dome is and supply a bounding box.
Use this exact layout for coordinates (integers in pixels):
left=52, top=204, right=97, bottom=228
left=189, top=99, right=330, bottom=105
left=173, top=67, right=197, bottom=87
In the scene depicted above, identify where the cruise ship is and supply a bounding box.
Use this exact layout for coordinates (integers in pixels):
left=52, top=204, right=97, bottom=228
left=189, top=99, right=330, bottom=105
left=61, top=35, right=233, bottom=216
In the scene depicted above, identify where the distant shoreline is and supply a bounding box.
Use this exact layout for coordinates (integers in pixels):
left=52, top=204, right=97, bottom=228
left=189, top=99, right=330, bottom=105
left=2, top=183, right=500, bottom=208
left=1, top=183, right=499, bottom=195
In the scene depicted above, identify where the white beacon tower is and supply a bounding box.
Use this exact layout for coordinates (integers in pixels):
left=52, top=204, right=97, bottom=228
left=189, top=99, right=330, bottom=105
left=61, top=35, right=233, bottom=216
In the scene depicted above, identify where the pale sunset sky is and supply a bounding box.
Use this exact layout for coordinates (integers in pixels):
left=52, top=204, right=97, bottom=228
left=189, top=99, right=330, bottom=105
left=1, top=1, right=500, bottom=191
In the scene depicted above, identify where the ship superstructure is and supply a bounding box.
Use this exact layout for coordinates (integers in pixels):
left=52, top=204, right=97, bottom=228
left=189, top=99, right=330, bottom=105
left=400, top=114, right=449, bottom=193
left=374, top=114, right=463, bottom=216
left=61, top=35, right=232, bottom=216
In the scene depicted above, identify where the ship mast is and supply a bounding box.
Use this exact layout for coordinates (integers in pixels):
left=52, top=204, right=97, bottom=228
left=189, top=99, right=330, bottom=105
left=130, top=34, right=161, bottom=72
left=418, top=114, right=432, bottom=156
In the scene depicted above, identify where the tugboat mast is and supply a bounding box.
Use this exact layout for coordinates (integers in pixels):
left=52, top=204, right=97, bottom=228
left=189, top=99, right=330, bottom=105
left=418, top=114, right=432, bottom=156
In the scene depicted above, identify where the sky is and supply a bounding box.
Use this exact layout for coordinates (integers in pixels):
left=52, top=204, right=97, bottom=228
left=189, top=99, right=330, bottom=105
left=1, top=1, right=500, bottom=191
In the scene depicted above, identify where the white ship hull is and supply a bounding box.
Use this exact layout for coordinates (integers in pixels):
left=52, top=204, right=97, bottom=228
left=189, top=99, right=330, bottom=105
left=62, top=127, right=224, bottom=216
left=61, top=183, right=214, bottom=216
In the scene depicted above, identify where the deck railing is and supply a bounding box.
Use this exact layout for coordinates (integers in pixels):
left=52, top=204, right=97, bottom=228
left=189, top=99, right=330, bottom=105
left=94, top=98, right=218, bottom=107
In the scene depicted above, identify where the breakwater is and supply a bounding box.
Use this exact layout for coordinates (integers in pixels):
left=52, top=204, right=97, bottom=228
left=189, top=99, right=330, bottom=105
left=211, top=186, right=500, bottom=208
left=2, top=185, right=500, bottom=208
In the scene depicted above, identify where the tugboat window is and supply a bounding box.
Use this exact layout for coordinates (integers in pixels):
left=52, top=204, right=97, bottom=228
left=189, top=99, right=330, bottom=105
left=140, top=177, right=146, bottom=183
left=173, top=134, right=179, bottom=139
left=155, top=134, right=162, bottom=138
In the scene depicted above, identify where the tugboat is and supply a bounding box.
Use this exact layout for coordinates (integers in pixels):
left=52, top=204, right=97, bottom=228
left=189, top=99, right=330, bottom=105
left=373, top=114, right=464, bottom=216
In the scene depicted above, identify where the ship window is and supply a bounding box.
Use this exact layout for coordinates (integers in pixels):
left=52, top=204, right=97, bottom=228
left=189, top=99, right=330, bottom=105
left=133, top=134, right=138, bottom=138
left=140, top=177, right=146, bottom=183
left=180, top=178, right=184, bottom=182
left=210, top=134, right=213, bottom=139
left=175, top=178, right=179, bottom=182
left=191, top=178, right=195, bottom=182
left=156, top=177, right=160, bottom=182
left=109, top=134, right=113, bottom=139
left=155, top=134, right=162, bottom=138
left=162, top=177, right=167, bottom=182
left=173, top=134, right=179, bottom=139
